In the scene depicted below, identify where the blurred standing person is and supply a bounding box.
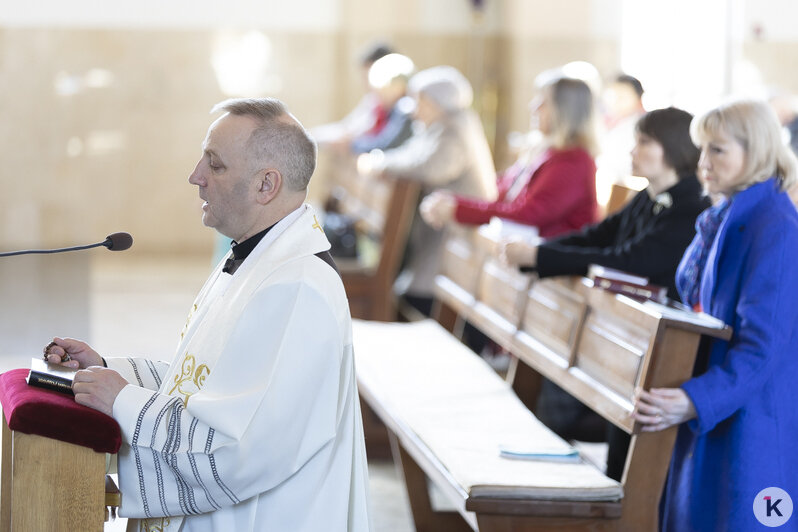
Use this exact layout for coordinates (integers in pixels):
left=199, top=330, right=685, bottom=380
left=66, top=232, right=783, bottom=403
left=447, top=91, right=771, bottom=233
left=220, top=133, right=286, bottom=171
left=595, top=74, right=646, bottom=206
left=311, top=41, right=395, bottom=149
left=603, top=74, right=646, bottom=131
left=349, top=53, right=415, bottom=153
left=634, top=100, right=798, bottom=530
left=769, top=90, right=798, bottom=155
left=359, top=66, right=496, bottom=314
left=768, top=90, right=798, bottom=204
left=420, top=77, right=598, bottom=237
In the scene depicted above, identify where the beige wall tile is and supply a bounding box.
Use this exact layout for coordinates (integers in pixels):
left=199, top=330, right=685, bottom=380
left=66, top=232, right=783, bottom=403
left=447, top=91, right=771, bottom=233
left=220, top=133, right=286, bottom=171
left=0, top=12, right=625, bottom=255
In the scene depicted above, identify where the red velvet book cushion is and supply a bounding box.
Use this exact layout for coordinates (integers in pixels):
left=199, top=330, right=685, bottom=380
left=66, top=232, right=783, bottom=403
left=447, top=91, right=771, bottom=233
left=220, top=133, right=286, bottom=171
left=0, top=368, right=121, bottom=454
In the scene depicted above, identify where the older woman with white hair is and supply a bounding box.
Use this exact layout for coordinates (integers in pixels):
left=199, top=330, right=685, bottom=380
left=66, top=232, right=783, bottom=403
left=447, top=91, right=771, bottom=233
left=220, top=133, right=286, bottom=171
left=420, top=76, right=598, bottom=238
left=359, top=65, right=496, bottom=313
left=634, top=100, right=798, bottom=530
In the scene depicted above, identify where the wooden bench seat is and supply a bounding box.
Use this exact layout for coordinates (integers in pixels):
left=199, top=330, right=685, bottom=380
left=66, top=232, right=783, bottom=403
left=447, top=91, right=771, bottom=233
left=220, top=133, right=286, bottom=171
left=354, top=319, right=623, bottom=530
left=354, top=225, right=731, bottom=531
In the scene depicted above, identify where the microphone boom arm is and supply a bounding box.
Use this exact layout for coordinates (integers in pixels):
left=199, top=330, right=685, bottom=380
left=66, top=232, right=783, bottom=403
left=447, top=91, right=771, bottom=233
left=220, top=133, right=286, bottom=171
left=0, top=232, right=132, bottom=257
left=0, top=242, right=105, bottom=257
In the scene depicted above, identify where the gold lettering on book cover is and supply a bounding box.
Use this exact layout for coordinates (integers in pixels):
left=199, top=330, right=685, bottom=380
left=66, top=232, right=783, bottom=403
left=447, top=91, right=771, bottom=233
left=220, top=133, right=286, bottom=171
left=167, top=353, right=210, bottom=407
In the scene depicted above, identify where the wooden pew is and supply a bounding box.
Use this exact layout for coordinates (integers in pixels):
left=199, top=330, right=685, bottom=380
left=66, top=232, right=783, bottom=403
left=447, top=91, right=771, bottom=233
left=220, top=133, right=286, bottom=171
left=326, top=156, right=420, bottom=322
left=353, top=226, right=731, bottom=531
left=604, top=176, right=647, bottom=217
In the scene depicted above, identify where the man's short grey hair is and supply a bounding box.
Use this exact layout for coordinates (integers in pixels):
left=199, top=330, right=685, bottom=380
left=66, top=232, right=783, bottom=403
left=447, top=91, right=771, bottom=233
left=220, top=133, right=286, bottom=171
left=211, top=97, right=317, bottom=191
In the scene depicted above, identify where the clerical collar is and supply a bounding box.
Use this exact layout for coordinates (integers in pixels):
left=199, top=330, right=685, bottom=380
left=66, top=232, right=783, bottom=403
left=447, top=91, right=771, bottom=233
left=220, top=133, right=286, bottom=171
left=222, top=225, right=275, bottom=275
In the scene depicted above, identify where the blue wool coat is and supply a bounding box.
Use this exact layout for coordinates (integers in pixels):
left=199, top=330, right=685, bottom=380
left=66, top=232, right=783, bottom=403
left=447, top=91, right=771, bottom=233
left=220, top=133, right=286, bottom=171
left=663, top=179, right=798, bottom=531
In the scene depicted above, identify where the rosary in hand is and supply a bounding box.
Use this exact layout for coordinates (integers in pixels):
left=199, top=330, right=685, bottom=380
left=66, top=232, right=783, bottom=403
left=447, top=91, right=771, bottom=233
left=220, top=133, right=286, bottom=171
left=42, top=341, right=71, bottom=363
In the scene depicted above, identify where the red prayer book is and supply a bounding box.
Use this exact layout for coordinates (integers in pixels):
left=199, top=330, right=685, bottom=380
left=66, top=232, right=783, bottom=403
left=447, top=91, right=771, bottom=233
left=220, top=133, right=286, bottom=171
left=587, top=265, right=668, bottom=304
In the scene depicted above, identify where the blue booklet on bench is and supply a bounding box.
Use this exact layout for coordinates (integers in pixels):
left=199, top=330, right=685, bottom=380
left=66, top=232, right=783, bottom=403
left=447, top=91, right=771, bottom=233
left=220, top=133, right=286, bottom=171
left=498, top=444, right=581, bottom=463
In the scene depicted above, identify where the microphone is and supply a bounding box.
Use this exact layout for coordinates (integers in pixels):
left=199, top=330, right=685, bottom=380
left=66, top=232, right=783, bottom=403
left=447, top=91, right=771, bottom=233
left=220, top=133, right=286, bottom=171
left=0, top=232, right=134, bottom=257
left=104, top=232, right=133, bottom=251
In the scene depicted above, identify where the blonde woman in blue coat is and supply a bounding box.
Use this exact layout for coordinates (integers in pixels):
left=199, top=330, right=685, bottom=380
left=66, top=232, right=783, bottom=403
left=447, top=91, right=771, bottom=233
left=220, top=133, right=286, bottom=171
left=634, top=100, right=798, bottom=530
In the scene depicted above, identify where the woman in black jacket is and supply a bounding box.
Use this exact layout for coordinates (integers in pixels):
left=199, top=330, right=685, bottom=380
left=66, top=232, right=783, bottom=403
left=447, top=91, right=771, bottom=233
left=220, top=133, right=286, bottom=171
left=502, top=107, right=710, bottom=480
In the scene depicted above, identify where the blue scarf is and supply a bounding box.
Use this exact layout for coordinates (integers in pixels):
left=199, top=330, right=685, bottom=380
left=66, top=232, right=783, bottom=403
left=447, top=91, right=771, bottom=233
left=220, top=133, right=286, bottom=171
left=676, top=199, right=731, bottom=308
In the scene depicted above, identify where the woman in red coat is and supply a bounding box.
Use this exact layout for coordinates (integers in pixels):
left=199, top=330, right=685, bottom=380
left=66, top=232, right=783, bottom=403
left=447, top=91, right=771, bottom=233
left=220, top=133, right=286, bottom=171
left=421, top=76, right=598, bottom=237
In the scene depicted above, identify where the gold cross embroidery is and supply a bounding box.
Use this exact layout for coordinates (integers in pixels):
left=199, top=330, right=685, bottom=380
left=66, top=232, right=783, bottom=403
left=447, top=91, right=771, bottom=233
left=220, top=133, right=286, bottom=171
left=312, top=215, right=324, bottom=233
left=167, top=353, right=210, bottom=407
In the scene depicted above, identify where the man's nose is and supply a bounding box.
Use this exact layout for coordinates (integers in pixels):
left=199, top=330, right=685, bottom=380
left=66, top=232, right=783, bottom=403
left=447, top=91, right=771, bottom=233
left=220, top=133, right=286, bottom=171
left=188, top=165, right=205, bottom=186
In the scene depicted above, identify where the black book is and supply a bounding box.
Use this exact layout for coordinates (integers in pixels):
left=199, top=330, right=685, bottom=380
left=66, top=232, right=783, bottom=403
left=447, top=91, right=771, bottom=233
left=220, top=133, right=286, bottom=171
left=26, top=358, right=77, bottom=395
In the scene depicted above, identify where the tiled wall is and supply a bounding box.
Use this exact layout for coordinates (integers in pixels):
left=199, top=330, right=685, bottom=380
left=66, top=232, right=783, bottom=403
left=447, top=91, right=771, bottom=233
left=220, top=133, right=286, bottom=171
left=2, top=0, right=794, bottom=255
left=0, top=28, right=339, bottom=254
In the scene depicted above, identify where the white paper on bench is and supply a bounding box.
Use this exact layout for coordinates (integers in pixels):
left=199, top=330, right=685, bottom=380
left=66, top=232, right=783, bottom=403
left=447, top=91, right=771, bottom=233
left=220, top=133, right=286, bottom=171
left=481, top=217, right=542, bottom=245
left=353, top=319, right=623, bottom=501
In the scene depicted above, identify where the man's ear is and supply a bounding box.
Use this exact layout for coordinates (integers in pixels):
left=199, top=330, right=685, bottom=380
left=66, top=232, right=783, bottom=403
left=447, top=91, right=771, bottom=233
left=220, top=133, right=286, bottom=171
left=256, top=169, right=282, bottom=204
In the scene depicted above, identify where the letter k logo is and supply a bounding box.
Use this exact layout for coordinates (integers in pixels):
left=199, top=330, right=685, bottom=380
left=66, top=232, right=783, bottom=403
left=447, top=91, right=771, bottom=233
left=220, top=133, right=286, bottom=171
left=765, top=496, right=784, bottom=518
left=754, top=488, right=792, bottom=526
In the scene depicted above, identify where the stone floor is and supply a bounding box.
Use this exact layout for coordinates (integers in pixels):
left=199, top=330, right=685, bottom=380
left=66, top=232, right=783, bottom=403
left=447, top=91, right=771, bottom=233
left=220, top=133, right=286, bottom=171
left=0, top=252, right=414, bottom=531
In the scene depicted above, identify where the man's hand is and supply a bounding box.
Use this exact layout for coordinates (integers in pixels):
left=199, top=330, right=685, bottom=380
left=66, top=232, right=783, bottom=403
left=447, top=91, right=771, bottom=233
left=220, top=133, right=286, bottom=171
left=44, top=337, right=103, bottom=369
left=633, top=387, right=697, bottom=432
left=72, top=367, right=129, bottom=417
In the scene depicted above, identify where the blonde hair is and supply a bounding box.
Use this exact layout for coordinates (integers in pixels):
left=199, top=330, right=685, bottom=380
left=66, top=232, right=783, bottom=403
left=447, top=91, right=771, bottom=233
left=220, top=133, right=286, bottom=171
left=543, top=77, right=598, bottom=155
left=691, top=99, right=798, bottom=193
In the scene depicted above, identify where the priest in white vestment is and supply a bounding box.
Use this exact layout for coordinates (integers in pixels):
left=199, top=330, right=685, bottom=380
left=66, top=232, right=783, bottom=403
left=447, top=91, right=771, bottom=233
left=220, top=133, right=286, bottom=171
left=44, top=98, right=371, bottom=532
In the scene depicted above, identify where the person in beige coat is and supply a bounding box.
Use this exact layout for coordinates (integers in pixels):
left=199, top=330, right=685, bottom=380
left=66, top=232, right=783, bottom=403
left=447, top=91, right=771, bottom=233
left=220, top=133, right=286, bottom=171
left=359, top=65, right=497, bottom=314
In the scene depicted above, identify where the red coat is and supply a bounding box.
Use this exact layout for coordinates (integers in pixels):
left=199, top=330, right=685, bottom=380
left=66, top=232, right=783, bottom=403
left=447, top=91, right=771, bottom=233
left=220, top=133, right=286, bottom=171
left=453, top=147, right=598, bottom=237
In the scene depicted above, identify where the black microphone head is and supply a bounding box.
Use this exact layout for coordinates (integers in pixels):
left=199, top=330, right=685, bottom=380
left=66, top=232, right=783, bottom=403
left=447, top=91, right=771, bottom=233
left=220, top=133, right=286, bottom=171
left=104, top=232, right=133, bottom=251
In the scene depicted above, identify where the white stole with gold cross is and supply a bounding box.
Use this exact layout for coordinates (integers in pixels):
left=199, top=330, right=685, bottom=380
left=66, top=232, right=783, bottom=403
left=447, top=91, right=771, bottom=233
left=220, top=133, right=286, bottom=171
left=128, top=205, right=322, bottom=532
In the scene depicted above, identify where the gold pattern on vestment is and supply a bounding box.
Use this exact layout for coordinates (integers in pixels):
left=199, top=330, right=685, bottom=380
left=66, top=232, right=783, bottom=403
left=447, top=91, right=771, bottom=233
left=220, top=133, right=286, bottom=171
left=180, top=303, right=199, bottom=340
left=312, top=214, right=324, bottom=233
left=139, top=517, right=171, bottom=532
left=167, top=353, right=210, bottom=407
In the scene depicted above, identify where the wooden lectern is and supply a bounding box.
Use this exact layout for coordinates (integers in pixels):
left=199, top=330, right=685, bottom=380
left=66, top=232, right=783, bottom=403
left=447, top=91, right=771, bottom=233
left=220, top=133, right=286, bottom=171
left=0, top=368, right=121, bottom=531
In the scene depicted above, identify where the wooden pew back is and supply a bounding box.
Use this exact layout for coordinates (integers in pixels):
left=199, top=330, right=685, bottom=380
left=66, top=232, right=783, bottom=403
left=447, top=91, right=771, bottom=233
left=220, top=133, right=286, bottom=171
left=325, top=156, right=420, bottom=321
left=426, top=226, right=731, bottom=530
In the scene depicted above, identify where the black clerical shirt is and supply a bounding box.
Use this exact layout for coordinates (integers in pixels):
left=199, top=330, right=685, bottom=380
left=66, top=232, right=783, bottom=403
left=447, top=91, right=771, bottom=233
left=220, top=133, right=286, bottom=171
left=222, top=225, right=275, bottom=275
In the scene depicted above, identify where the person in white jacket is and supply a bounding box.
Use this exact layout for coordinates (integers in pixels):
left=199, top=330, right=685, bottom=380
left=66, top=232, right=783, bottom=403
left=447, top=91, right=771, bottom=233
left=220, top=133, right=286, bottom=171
left=44, top=98, right=371, bottom=532
left=359, top=66, right=497, bottom=313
